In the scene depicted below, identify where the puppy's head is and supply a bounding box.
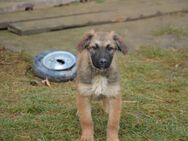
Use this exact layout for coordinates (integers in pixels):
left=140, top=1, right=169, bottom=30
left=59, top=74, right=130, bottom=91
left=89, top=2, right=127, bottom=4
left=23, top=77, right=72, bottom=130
left=77, top=30, right=128, bottom=70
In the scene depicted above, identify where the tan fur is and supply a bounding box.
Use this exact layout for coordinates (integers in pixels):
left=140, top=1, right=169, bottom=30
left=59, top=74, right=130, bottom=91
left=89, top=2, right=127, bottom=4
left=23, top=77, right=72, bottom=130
left=76, top=31, right=127, bottom=141
left=77, top=77, right=120, bottom=97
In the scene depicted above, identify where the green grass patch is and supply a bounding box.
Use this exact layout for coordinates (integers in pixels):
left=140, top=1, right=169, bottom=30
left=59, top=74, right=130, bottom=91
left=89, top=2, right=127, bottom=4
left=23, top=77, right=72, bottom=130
left=0, top=46, right=188, bottom=141
left=152, top=25, right=186, bottom=39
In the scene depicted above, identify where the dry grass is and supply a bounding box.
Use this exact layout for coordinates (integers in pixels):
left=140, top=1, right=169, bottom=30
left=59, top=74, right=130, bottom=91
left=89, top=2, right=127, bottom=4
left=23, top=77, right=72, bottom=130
left=152, top=25, right=186, bottom=39
left=0, top=45, right=188, bottom=141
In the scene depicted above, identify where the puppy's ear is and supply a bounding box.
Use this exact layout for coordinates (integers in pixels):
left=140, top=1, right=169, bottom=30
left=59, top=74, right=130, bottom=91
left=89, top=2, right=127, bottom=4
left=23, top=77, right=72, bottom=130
left=111, top=32, right=128, bottom=55
left=77, top=30, right=95, bottom=52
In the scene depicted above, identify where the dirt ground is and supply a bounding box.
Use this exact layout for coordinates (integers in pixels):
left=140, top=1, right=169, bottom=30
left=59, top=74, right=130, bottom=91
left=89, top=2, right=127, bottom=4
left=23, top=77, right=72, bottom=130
left=0, top=0, right=187, bottom=56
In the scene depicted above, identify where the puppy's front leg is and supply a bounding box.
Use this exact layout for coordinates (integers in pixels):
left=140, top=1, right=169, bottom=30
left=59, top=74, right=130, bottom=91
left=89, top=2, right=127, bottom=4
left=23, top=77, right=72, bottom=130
left=107, top=96, right=122, bottom=141
left=76, top=94, right=94, bottom=141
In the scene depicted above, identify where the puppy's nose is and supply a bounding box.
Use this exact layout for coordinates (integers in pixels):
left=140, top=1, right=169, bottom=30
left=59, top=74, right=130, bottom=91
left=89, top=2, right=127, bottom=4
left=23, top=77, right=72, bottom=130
left=99, top=58, right=107, bottom=66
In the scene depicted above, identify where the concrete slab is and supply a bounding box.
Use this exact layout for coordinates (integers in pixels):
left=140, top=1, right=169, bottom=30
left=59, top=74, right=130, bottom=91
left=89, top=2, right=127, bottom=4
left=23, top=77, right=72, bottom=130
left=0, top=2, right=112, bottom=29
left=7, top=9, right=188, bottom=35
left=0, top=13, right=187, bottom=56
left=0, top=0, right=79, bottom=14
left=1, top=0, right=188, bottom=30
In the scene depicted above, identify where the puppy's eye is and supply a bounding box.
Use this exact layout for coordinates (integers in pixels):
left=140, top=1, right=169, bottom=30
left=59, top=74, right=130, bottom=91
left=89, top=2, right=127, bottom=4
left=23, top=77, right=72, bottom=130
left=106, top=45, right=114, bottom=51
left=92, top=44, right=99, bottom=50
left=93, top=46, right=98, bottom=50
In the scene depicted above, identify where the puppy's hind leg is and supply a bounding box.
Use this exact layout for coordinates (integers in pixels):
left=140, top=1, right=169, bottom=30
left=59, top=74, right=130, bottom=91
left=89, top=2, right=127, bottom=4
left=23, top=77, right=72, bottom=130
left=76, top=94, right=94, bottom=141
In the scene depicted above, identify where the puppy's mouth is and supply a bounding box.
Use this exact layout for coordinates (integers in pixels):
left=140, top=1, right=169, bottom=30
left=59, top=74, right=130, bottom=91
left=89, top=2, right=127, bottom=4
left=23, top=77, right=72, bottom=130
left=95, top=65, right=108, bottom=70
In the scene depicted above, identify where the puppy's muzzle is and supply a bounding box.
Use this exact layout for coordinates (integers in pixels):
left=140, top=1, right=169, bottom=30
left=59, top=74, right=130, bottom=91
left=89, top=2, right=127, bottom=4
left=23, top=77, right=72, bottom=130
left=99, top=58, right=107, bottom=67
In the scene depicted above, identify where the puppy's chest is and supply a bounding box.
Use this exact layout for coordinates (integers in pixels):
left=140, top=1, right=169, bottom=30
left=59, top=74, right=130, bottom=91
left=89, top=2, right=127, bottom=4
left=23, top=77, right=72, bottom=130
left=91, top=75, right=108, bottom=96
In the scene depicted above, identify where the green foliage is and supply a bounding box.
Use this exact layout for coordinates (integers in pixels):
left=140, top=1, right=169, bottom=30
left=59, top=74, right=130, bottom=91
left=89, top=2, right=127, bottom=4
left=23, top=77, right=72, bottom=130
left=153, top=25, right=186, bottom=39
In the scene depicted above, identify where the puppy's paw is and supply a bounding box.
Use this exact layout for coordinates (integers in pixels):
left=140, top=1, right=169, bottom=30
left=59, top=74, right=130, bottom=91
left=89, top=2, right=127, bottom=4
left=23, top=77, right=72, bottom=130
left=107, top=134, right=119, bottom=141
left=80, top=135, right=94, bottom=141
left=107, top=137, right=119, bottom=141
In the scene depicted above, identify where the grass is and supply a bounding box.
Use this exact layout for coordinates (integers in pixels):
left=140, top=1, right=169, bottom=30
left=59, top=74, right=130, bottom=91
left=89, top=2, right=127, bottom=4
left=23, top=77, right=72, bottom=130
left=0, top=45, right=188, bottom=141
left=152, top=25, right=186, bottom=39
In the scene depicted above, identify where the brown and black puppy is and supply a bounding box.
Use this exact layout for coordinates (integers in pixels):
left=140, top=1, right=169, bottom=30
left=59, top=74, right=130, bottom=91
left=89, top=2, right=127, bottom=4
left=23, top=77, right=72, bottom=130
left=76, top=30, right=127, bottom=141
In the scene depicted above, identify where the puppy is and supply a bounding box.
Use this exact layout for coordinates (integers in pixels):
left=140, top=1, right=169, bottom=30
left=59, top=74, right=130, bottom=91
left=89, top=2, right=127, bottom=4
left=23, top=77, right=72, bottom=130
left=76, top=30, right=127, bottom=141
